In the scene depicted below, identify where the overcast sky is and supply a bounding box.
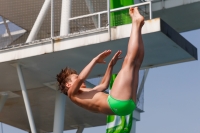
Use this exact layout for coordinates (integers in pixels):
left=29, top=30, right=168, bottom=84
left=0, top=28, right=200, bottom=133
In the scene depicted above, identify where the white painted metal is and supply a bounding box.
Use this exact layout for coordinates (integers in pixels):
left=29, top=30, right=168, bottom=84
left=69, top=2, right=151, bottom=21
left=51, top=0, right=54, bottom=37
left=76, top=126, right=84, bottom=133
left=85, top=0, right=98, bottom=28
left=0, top=18, right=193, bottom=68
left=0, top=92, right=8, bottom=112
left=133, top=109, right=141, bottom=121
left=2, top=17, right=13, bottom=42
left=26, top=0, right=51, bottom=43
left=149, top=1, right=152, bottom=19
left=130, top=119, right=136, bottom=133
left=52, top=1, right=71, bottom=132
left=107, top=0, right=111, bottom=40
left=137, top=69, right=149, bottom=101
left=53, top=92, right=66, bottom=133
left=16, top=64, right=37, bottom=133
left=98, top=13, right=101, bottom=28
left=51, top=0, right=54, bottom=51
left=60, top=0, right=71, bottom=35
left=0, top=122, right=3, bottom=133
left=68, top=1, right=151, bottom=38
left=110, top=2, right=151, bottom=12
left=69, top=11, right=107, bottom=21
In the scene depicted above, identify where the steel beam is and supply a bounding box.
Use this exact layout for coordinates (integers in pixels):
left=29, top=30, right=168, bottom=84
left=137, top=69, right=149, bottom=101
left=52, top=1, right=71, bottom=133
left=107, top=0, right=111, bottom=40
left=53, top=92, right=66, bottom=133
left=26, top=0, right=51, bottom=42
left=51, top=0, right=54, bottom=37
left=76, top=126, right=84, bottom=133
left=16, top=64, right=37, bottom=133
left=130, top=119, right=136, bottom=133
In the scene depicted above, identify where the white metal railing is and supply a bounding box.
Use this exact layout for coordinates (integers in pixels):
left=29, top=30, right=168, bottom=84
left=68, top=1, right=152, bottom=29
left=0, top=1, right=152, bottom=50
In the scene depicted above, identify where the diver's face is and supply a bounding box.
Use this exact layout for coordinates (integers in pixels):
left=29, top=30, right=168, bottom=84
left=67, top=74, right=86, bottom=88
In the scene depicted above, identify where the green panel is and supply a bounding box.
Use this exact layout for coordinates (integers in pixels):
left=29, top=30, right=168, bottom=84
left=110, top=0, right=134, bottom=27
left=106, top=74, right=133, bottom=133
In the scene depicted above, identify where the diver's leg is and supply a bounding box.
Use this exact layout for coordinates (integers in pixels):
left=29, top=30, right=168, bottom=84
left=131, top=30, right=144, bottom=102
left=110, top=7, right=144, bottom=101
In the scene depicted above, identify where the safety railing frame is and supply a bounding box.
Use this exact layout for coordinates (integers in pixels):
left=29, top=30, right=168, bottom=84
left=66, top=1, right=152, bottom=36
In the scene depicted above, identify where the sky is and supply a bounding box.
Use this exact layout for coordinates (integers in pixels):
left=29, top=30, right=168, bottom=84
left=1, top=28, right=199, bottom=133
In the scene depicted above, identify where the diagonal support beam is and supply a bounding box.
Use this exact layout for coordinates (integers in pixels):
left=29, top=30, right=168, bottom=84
left=16, top=64, right=37, bottom=133
left=76, top=126, right=84, bottom=133
left=26, top=0, right=51, bottom=42
left=84, top=0, right=98, bottom=28
left=0, top=92, right=8, bottom=112
left=137, top=69, right=149, bottom=102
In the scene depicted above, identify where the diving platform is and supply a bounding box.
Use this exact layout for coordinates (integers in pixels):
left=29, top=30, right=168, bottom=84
left=152, top=1, right=200, bottom=33
left=0, top=18, right=197, bottom=132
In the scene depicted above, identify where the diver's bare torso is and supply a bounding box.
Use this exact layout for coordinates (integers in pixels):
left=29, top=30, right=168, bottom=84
left=69, top=88, right=114, bottom=115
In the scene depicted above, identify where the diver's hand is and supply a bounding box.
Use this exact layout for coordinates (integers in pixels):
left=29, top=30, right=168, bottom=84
left=109, top=50, right=122, bottom=66
left=94, top=50, right=111, bottom=64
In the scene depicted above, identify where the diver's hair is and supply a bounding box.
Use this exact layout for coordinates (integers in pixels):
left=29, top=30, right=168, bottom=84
left=56, top=67, right=77, bottom=95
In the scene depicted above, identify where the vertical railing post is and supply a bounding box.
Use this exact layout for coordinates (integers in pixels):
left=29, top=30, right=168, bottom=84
left=51, top=0, right=54, bottom=38
left=107, top=0, right=111, bottom=40
left=51, top=0, right=54, bottom=51
left=98, top=13, right=101, bottom=28
left=149, top=1, right=152, bottom=19
left=60, top=0, right=71, bottom=35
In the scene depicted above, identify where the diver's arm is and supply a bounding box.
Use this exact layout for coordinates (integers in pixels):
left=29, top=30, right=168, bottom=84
left=94, top=51, right=122, bottom=92
left=68, top=50, right=111, bottom=96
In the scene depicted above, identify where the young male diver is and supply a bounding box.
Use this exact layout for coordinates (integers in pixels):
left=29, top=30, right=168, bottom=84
left=57, top=7, right=144, bottom=116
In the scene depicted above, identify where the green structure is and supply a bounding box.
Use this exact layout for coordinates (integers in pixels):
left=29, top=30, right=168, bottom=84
left=106, top=74, right=133, bottom=133
left=110, top=0, right=134, bottom=27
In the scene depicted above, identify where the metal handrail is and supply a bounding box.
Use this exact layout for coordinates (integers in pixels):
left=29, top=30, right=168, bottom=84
left=69, top=1, right=152, bottom=21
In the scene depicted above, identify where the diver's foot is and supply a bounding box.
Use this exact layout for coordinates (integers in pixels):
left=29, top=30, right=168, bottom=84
left=129, top=7, right=144, bottom=27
